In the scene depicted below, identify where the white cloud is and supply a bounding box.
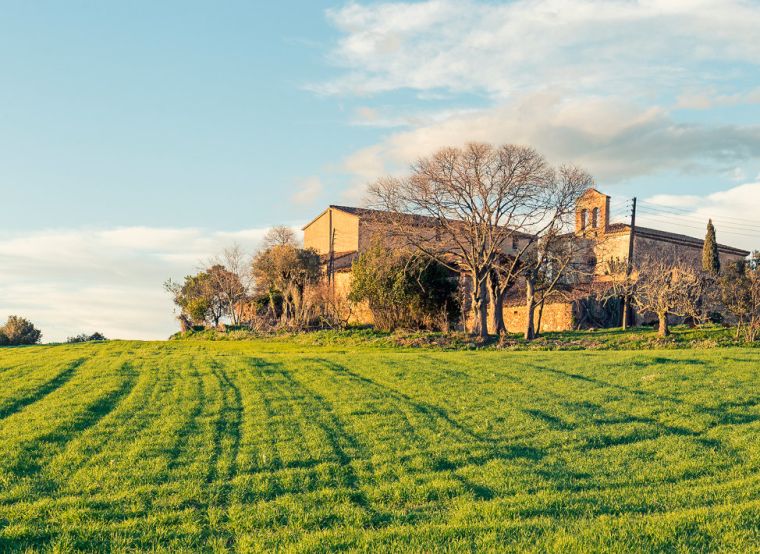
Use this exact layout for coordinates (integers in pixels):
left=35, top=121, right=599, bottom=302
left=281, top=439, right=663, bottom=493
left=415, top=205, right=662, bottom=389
left=0, top=226, right=273, bottom=342
left=676, top=87, right=760, bottom=110
left=641, top=182, right=760, bottom=251
left=291, top=176, right=324, bottom=205
left=317, top=0, right=760, bottom=99
left=317, top=1, right=760, bottom=199
left=340, top=95, right=760, bottom=193
left=350, top=105, right=479, bottom=128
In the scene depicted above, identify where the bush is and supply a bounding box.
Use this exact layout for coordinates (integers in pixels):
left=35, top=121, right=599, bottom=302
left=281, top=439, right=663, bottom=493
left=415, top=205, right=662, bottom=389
left=66, top=332, right=107, bottom=343
left=0, top=316, right=42, bottom=345
left=349, top=245, right=459, bottom=331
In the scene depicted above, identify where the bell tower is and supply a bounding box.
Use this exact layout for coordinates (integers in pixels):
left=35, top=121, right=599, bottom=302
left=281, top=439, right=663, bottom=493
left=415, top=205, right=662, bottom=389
left=575, top=189, right=610, bottom=236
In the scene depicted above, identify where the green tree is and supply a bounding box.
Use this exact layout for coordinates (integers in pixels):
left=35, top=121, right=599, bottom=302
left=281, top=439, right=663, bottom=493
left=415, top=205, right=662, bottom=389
left=164, top=268, right=233, bottom=328
left=702, top=219, right=720, bottom=275
left=0, top=315, right=42, bottom=345
left=349, top=245, right=459, bottom=331
left=251, top=241, right=321, bottom=326
left=66, top=332, right=107, bottom=343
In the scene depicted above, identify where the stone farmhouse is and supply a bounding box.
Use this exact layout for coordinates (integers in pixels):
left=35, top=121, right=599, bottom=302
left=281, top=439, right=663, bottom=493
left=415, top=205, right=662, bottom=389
left=302, top=189, right=750, bottom=332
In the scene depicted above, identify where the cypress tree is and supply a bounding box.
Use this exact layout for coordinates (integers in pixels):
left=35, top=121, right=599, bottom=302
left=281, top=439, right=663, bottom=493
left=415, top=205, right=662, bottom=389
left=702, top=219, right=720, bottom=275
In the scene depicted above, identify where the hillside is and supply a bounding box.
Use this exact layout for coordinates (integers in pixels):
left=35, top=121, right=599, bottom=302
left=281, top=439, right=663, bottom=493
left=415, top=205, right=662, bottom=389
left=0, top=341, right=758, bottom=552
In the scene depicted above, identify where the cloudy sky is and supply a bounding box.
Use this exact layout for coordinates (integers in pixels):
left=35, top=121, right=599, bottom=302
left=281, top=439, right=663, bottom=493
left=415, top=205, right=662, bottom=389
left=2, top=0, right=759, bottom=341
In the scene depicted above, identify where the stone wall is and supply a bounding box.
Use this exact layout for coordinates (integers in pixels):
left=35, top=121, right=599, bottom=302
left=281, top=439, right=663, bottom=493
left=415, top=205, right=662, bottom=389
left=503, top=302, right=575, bottom=333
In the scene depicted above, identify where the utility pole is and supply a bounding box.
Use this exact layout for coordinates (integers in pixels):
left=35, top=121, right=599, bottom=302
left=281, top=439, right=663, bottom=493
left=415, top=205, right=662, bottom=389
left=622, top=197, right=637, bottom=329
left=327, top=207, right=335, bottom=287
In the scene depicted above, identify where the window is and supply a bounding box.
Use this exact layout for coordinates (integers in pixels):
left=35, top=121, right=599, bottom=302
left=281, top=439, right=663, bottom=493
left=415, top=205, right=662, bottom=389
left=580, top=209, right=588, bottom=230
left=592, top=207, right=599, bottom=228
left=512, top=237, right=519, bottom=250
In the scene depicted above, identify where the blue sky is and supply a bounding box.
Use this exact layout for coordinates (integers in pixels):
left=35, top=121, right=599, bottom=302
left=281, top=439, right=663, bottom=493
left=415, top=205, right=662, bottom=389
left=1, top=0, right=759, bottom=341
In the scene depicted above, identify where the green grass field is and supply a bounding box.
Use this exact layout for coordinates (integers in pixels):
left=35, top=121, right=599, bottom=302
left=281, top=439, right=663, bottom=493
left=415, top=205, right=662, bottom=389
left=0, top=340, right=758, bottom=552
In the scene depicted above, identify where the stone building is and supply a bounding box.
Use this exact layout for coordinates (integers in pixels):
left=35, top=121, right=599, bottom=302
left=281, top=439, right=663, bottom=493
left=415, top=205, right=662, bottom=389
left=303, top=191, right=751, bottom=331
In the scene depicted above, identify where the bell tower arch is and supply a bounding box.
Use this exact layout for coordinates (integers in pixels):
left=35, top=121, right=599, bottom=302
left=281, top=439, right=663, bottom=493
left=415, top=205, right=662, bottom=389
left=575, top=189, right=610, bottom=236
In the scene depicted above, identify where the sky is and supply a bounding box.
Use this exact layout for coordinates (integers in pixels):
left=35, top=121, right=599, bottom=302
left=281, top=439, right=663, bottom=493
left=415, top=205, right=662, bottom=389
left=1, top=0, right=759, bottom=342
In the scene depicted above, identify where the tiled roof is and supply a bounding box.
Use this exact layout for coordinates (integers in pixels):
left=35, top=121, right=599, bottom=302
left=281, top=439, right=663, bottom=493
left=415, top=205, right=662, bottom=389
left=329, top=205, right=534, bottom=238
left=606, top=223, right=749, bottom=256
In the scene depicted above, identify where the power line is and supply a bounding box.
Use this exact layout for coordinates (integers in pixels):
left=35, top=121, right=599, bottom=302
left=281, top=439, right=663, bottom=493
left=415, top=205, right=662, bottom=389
left=635, top=212, right=759, bottom=239
left=638, top=199, right=758, bottom=226
left=636, top=206, right=760, bottom=233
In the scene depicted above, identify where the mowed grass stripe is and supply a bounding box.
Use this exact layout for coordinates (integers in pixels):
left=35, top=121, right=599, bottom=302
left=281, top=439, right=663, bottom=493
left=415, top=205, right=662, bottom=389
left=51, top=345, right=189, bottom=491
left=0, top=342, right=757, bottom=552
left=0, top=357, right=86, bottom=420
left=0, top=347, right=137, bottom=482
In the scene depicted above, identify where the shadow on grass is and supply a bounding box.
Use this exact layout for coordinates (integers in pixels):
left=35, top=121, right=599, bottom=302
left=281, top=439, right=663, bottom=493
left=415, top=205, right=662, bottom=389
left=0, top=358, right=86, bottom=420
left=8, top=362, right=138, bottom=480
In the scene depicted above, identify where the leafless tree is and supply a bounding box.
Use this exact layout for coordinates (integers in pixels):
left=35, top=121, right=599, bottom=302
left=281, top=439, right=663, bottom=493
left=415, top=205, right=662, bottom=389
left=519, top=166, right=592, bottom=339
left=632, top=257, right=705, bottom=337
left=720, top=260, right=760, bottom=342
left=207, top=244, right=251, bottom=325
left=602, top=257, right=636, bottom=328
left=368, top=142, right=586, bottom=338
left=532, top=237, right=594, bottom=336
left=263, top=226, right=298, bottom=248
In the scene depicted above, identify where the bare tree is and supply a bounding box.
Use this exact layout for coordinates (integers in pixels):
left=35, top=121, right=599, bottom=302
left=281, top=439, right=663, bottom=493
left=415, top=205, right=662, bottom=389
left=207, top=244, right=251, bottom=325
left=603, top=257, right=637, bottom=327
left=368, top=143, right=575, bottom=338
left=263, top=226, right=298, bottom=248
left=720, top=260, right=760, bottom=342
left=532, top=235, right=592, bottom=336
left=633, top=257, right=704, bottom=337
left=519, top=166, right=592, bottom=339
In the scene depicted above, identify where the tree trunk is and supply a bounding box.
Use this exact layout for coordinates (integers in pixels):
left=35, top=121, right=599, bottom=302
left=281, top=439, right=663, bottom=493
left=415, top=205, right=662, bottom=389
left=525, top=272, right=536, bottom=340
left=658, top=313, right=669, bottom=337
left=621, top=295, right=629, bottom=330
left=470, top=274, right=488, bottom=338
left=488, top=271, right=506, bottom=335
left=536, top=298, right=545, bottom=337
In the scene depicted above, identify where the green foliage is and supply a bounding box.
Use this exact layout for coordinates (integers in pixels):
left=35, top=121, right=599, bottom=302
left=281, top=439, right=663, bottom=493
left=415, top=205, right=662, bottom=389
left=165, top=265, right=243, bottom=328
left=251, top=244, right=321, bottom=324
left=0, top=315, right=42, bottom=345
left=0, top=341, right=758, bottom=551
left=349, top=245, right=459, bottom=331
left=66, top=332, right=107, bottom=343
left=702, top=219, right=720, bottom=275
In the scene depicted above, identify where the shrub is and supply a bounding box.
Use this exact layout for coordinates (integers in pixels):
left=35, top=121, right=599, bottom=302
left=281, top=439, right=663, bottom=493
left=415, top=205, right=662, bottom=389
left=66, top=332, right=107, bottom=343
left=1, top=316, right=42, bottom=345
left=349, top=245, right=459, bottom=331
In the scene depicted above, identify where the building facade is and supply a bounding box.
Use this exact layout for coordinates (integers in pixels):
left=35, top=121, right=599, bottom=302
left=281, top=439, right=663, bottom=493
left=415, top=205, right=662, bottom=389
left=303, top=191, right=751, bottom=332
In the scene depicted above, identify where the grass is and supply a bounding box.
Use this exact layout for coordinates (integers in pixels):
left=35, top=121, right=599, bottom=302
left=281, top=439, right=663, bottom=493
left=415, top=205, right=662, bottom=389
left=173, top=323, right=758, bottom=351
left=0, top=340, right=758, bottom=552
